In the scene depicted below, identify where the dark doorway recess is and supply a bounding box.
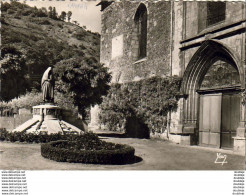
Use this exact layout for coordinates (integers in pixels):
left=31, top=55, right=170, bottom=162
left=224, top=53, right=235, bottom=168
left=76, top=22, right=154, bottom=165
left=125, top=117, right=150, bottom=139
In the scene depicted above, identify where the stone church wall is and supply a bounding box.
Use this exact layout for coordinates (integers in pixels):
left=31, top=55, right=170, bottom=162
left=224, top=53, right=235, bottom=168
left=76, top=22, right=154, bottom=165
left=100, top=1, right=172, bottom=83
left=98, top=1, right=246, bottom=148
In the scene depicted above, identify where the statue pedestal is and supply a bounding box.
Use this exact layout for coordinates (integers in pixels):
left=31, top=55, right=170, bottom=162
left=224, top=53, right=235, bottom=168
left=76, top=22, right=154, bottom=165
left=13, top=67, right=84, bottom=135
left=13, top=104, right=83, bottom=135
left=33, top=104, right=60, bottom=120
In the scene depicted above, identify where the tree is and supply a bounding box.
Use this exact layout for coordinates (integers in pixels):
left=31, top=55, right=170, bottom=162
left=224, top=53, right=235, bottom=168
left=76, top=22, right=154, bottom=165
left=54, top=58, right=111, bottom=119
left=36, top=7, right=48, bottom=17
left=41, top=7, right=48, bottom=15
left=48, top=6, right=58, bottom=19
left=73, top=21, right=78, bottom=25
left=48, top=6, right=52, bottom=18
left=52, top=7, right=57, bottom=19
left=67, top=11, right=72, bottom=22
left=60, top=11, right=66, bottom=21
left=0, top=46, right=29, bottom=101
left=1, top=2, right=11, bottom=12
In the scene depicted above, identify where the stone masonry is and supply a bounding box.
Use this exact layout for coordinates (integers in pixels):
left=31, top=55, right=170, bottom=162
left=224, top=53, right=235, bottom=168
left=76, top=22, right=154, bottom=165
left=100, top=1, right=172, bottom=83
left=97, top=1, right=246, bottom=154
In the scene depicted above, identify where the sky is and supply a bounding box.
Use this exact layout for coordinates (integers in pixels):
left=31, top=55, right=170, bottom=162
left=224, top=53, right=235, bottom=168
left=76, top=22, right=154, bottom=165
left=10, top=0, right=102, bottom=33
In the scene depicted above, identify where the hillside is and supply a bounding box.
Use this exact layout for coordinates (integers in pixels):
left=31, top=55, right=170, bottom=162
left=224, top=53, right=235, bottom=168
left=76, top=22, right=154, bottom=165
left=1, top=1, right=100, bottom=93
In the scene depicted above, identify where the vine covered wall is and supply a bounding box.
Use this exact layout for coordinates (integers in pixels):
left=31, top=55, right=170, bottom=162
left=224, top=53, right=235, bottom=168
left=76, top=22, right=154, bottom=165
left=99, top=76, right=182, bottom=136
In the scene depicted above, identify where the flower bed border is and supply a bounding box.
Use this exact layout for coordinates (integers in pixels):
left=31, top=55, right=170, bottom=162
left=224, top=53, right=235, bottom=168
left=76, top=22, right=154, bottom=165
left=41, top=140, right=135, bottom=165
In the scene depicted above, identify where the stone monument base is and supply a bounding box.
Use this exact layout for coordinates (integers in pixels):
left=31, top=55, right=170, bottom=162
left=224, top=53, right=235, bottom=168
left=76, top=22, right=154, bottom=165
left=13, top=104, right=83, bottom=134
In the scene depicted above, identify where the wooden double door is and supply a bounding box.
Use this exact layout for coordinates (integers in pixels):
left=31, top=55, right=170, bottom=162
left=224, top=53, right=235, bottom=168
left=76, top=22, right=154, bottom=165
left=199, top=92, right=240, bottom=149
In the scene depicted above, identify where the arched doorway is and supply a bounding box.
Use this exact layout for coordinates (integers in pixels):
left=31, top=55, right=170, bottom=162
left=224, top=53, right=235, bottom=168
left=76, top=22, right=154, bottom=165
left=181, top=40, right=244, bottom=149
left=198, top=59, right=241, bottom=148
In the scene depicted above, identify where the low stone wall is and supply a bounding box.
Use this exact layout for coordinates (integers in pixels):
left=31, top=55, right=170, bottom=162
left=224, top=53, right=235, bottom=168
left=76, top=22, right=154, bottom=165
left=0, top=115, right=32, bottom=131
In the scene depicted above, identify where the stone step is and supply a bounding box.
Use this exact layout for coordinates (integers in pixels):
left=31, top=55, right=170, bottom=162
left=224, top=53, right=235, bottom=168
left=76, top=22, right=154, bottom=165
left=26, top=121, right=40, bottom=133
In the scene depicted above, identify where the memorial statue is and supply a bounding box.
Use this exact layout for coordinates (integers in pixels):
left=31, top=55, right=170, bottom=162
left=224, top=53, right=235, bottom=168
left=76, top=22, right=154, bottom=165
left=41, top=67, right=54, bottom=103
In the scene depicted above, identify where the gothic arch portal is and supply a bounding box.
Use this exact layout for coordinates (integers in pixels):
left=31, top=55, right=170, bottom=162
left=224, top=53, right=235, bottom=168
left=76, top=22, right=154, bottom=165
left=180, top=40, right=245, bottom=148
left=182, top=40, right=244, bottom=96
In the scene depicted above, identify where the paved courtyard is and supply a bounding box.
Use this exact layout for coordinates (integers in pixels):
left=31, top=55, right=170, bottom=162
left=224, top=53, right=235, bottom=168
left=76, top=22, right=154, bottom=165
left=0, top=134, right=245, bottom=170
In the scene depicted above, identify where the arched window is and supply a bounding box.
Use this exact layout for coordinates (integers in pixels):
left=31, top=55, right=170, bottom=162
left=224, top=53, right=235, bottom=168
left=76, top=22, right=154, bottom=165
left=134, top=4, right=147, bottom=60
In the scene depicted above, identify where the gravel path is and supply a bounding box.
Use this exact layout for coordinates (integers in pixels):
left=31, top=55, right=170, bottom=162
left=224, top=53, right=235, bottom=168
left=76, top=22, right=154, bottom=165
left=0, top=137, right=244, bottom=170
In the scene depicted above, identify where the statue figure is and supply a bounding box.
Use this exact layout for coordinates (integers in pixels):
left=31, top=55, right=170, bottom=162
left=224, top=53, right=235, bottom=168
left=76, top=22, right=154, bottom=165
left=41, top=67, right=54, bottom=103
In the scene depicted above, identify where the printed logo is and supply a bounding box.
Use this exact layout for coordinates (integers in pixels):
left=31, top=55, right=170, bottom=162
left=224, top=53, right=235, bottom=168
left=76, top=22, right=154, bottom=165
left=214, top=153, right=228, bottom=165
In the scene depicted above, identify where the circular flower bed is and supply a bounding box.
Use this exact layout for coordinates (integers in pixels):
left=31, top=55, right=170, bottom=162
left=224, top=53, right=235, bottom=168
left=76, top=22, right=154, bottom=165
left=0, top=128, right=136, bottom=165
left=41, top=139, right=135, bottom=165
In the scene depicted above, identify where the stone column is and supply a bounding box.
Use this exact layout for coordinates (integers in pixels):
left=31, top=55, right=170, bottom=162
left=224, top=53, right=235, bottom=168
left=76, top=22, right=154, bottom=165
left=170, top=96, right=197, bottom=145
left=170, top=97, right=184, bottom=134
left=234, top=91, right=246, bottom=154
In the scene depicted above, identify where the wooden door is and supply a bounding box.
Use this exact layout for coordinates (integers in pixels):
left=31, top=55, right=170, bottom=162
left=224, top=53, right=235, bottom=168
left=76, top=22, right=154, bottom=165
left=199, top=93, right=222, bottom=148
left=221, top=93, right=240, bottom=148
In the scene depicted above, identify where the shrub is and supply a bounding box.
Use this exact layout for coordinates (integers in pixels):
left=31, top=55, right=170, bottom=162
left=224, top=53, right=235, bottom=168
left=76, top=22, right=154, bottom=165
left=72, top=30, right=87, bottom=40
left=0, top=128, right=8, bottom=141
left=22, top=9, right=33, bottom=16
left=57, top=23, right=63, bottom=28
left=14, top=15, right=21, bottom=19
left=99, top=76, right=182, bottom=134
left=14, top=10, right=22, bottom=19
left=1, top=2, right=11, bottom=12
left=79, top=44, right=87, bottom=50
left=0, top=128, right=135, bottom=164
left=38, top=19, right=51, bottom=25
left=35, top=10, right=48, bottom=17
left=41, top=140, right=135, bottom=164
left=0, top=17, right=7, bottom=25
left=0, top=129, right=59, bottom=143
left=6, top=92, right=43, bottom=110
left=0, top=128, right=92, bottom=143
left=1, top=91, right=78, bottom=115
left=7, top=9, right=15, bottom=15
